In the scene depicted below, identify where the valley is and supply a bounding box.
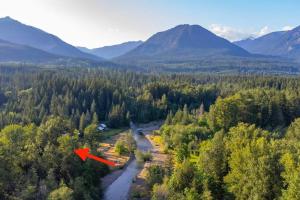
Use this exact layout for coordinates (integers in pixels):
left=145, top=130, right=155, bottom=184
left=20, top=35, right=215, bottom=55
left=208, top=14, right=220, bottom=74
left=1, top=1, right=300, bottom=200
left=104, top=122, right=162, bottom=200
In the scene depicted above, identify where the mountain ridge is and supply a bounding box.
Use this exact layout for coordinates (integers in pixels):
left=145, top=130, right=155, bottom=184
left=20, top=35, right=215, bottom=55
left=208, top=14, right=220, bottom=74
left=0, top=38, right=63, bottom=62
left=117, top=24, right=251, bottom=63
left=0, top=18, right=298, bottom=73
left=234, top=26, right=300, bottom=61
left=0, top=16, right=102, bottom=61
left=78, top=41, right=143, bottom=59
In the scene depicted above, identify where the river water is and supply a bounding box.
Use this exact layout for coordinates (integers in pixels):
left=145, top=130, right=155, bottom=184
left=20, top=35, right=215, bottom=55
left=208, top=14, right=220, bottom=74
left=103, top=123, right=153, bottom=200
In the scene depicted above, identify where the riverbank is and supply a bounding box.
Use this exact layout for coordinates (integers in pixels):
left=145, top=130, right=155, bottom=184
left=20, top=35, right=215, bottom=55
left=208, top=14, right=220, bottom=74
left=103, top=121, right=163, bottom=200
left=128, top=121, right=168, bottom=200
left=98, top=129, right=131, bottom=166
left=99, top=129, right=132, bottom=190
left=101, top=154, right=135, bottom=190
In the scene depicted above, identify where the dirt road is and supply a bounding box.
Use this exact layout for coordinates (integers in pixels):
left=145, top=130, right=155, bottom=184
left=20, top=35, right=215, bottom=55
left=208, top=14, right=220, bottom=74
left=103, top=121, right=162, bottom=200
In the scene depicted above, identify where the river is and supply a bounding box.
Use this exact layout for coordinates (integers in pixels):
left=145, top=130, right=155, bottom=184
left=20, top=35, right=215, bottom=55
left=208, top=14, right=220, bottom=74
left=103, top=122, right=153, bottom=200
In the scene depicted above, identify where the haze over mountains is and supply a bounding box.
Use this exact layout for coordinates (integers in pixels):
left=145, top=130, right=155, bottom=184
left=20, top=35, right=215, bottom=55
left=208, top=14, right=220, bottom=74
left=0, top=38, right=61, bottom=62
left=0, top=16, right=299, bottom=73
left=78, top=41, right=143, bottom=59
left=0, top=17, right=101, bottom=61
left=235, top=26, right=300, bottom=61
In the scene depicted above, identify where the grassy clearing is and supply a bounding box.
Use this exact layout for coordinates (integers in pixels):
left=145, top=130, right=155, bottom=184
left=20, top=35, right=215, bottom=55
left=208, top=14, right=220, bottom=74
left=98, top=129, right=132, bottom=169
left=101, top=128, right=128, bottom=140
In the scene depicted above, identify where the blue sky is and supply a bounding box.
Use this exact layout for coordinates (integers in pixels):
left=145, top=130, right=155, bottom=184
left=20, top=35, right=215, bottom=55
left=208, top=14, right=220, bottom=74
left=0, top=0, right=299, bottom=47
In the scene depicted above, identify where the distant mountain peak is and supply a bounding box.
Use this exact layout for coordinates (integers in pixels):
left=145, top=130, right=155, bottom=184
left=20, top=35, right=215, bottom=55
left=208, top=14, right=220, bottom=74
left=234, top=26, right=300, bottom=61
left=78, top=41, right=143, bottom=59
left=247, top=36, right=256, bottom=40
left=173, top=24, right=207, bottom=30
left=0, top=17, right=102, bottom=60
left=1, top=16, right=13, bottom=20
left=98, top=40, right=143, bottom=49
left=117, top=24, right=250, bottom=63
left=0, top=16, right=20, bottom=23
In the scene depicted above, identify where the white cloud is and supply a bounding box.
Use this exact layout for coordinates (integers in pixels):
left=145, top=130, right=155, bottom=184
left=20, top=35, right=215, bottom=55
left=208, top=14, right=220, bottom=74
left=209, top=24, right=274, bottom=41
left=209, top=24, right=250, bottom=42
left=282, top=25, right=294, bottom=31
left=256, top=26, right=271, bottom=37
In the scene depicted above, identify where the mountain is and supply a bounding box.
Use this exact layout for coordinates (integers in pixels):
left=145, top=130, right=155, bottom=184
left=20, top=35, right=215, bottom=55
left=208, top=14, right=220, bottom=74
left=234, top=26, right=300, bottom=61
left=0, top=39, right=62, bottom=62
left=0, top=16, right=101, bottom=61
left=117, top=24, right=250, bottom=63
left=234, top=31, right=287, bottom=55
left=114, top=24, right=299, bottom=73
left=0, top=38, right=118, bottom=68
left=78, top=41, right=143, bottom=59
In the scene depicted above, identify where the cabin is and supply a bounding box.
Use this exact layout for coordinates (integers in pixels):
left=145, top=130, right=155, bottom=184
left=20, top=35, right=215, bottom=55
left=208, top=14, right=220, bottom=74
left=97, top=123, right=107, bottom=131
left=100, top=123, right=107, bottom=128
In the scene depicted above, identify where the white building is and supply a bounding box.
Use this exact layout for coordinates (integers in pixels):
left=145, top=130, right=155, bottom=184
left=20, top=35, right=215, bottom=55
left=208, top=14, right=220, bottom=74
left=97, top=123, right=107, bottom=131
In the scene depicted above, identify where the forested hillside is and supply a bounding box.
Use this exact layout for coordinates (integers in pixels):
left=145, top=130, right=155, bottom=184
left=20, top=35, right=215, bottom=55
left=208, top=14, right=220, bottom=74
left=0, top=66, right=300, bottom=199
left=145, top=80, right=300, bottom=199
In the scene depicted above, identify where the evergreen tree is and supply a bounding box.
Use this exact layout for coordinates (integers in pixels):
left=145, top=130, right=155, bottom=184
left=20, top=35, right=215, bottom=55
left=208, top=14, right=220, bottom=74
left=79, top=113, right=86, bottom=132
left=92, top=112, right=98, bottom=124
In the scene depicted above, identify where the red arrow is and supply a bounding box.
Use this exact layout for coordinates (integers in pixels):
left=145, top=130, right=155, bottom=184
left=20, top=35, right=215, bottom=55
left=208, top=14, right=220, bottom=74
left=74, top=148, right=116, bottom=167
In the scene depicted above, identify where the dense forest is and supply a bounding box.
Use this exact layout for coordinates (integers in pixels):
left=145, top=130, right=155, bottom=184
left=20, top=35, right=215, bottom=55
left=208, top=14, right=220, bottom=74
left=0, top=66, right=300, bottom=199
left=150, top=92, right=300, bottom=199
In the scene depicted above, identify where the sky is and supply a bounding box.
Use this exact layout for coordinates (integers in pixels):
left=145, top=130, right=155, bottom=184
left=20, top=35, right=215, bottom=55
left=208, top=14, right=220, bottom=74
left=0, top=0, right=299, bottom=48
